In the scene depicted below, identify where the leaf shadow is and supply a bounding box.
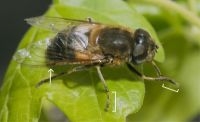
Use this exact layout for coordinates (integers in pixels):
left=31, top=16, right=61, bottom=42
left=49, top=64, right=142, bottom=90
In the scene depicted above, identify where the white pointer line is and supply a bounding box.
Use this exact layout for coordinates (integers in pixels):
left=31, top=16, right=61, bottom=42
left=112, top=91, right=117, bottom=112
left=48, top=69, right=54, bottom=84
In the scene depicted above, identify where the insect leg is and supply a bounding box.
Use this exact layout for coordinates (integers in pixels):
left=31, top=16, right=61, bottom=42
left=96, top=66, right=110, bottom=111
left=126, top=63, right=179, bottom=86
left=36, top=57, right=113, bottom=88
left=36, top=72, right=65, bottom=88
left=151, top=61, right=162, bottom=76
left=36, top=57, right=113, bottom=111
left=36, top=65, right=91, bottom=88
left=86, top=17, right=93, bottom=23
left=150, top=61, right=179, bottom=91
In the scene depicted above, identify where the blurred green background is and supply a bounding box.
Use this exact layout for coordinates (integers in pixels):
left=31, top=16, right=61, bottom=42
left=127, top=0, right=200, bottom=121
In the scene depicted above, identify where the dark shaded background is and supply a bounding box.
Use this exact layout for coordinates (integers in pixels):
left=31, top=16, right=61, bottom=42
left=0, top=0, right=51, bottom=84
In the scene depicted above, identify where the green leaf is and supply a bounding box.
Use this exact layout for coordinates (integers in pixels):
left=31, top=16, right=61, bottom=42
left=0, top=0, right=164, bottom=122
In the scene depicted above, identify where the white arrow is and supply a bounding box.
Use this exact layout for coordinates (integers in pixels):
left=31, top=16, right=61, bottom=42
left=48, top=68, right=54, bottom=84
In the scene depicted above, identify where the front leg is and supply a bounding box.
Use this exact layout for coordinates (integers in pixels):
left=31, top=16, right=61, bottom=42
left=126, top=63, right=179, bottom=86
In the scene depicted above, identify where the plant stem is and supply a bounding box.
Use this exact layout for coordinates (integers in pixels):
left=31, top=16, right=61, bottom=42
left=141, top=0, right=200, bottom=28
left=188, top=0, right=198, bottom=14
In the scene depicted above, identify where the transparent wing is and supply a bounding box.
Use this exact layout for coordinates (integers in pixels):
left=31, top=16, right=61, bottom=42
left=13, top=38, right=104, bottom=67
left=25, top=16, right=99, bottom=32
left=13, top=38, right=73, bottom=66
left=13, top=38, right=51, bottom=66
left=14, top=16, right=103, bottom=66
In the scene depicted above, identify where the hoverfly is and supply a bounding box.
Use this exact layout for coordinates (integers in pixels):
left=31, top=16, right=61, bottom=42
left=13, top=16, right=179, bottom=111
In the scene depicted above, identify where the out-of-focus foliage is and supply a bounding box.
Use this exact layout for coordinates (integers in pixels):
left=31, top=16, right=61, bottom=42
left=126, top=0, right=200, bottom=121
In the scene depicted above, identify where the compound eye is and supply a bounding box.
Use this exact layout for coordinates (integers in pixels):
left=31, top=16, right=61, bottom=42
left=132, top=29, right=149, bottom=64
left=133, top=37, right=147, bottom=59
left=135, top=38, right=146, bottom=53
